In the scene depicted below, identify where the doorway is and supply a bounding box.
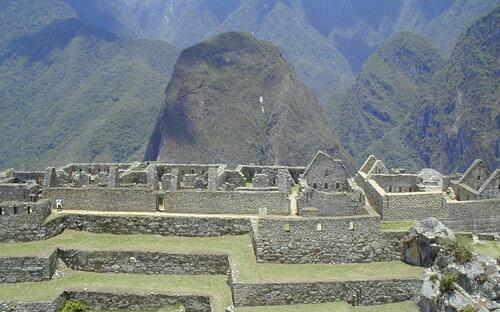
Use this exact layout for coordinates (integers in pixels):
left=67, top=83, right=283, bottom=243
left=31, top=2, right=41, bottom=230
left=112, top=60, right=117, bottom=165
left=157, top=195, right=165, bottom=212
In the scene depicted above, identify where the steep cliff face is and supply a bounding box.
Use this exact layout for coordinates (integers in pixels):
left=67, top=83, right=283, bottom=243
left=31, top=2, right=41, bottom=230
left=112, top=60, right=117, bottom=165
left=330, top=32, right=444, bottom=170
left=145, top=32, right=351, bottom=166
left=408, top=7, right=500, bottom=172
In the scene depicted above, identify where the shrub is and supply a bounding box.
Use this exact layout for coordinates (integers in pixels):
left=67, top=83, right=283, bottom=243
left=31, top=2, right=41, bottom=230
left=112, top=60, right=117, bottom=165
left=438, top=238, right=473, bottom=264
left=440, top=272, right=458, bottom=293
left=429, top=273, right=439, bottom=284
left=61, top=300, right=88, bottom=312
left=460, top=305, right=478, bottom=312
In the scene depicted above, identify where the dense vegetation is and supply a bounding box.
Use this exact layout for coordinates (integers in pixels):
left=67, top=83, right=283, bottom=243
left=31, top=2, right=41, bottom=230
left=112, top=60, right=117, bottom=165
left=407, top=6, right=500, bottom=172
left=0, top=1, right=179, bottom=169
left=145, top=32, right=351, bottom=166
left=330, top=6, right=499, bottom=172
left=329, top=32, right=444, bottom=171
left=0, top=0, right=498, bottom=171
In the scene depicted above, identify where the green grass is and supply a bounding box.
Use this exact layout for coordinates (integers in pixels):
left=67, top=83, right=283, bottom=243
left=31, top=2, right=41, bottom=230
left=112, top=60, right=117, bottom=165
left=0, top=231, right=424, bottom=283
left=90, top=309, right=181, bottom=312
left=238, top=301, right=418, bottom=312
left=0, top=269, right=231, bottom=311
left=463, top=238, right=500, bottom=259
left=381, top=220, right=416, bottom=232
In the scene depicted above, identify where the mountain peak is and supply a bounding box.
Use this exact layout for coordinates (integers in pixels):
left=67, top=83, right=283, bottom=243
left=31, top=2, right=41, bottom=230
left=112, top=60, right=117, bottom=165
left=145, top=32, right=351, bottom=167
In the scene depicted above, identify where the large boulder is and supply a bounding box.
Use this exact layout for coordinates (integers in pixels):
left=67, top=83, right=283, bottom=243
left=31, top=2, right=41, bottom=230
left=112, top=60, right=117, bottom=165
left=404, top=217, right=455, bottom=267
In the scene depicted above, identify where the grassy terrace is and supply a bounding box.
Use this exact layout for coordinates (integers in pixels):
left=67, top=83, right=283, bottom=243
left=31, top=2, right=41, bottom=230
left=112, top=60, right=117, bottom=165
left=0, top=269, right=231, bottom=312
left=239, top=301, right=418, bottom=312
left=465, top=238, right=500, bottom=259
left=0, top=230, right=424, bottom=283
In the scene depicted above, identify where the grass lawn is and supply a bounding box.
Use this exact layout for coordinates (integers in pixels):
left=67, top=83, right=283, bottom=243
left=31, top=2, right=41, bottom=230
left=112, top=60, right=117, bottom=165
left=0, top=231, right=424, bottom=283
left=238, top=301, right=418, bottom=312
left=0, top=269, right=231, bottom=312
left=463, top=238, right=500, bottom=259
left=381, top=220, right=416, bottom=232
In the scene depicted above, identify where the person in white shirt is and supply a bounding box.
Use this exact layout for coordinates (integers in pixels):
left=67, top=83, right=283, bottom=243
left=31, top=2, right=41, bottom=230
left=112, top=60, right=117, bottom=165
left=55, top=198, right=63, bottom=211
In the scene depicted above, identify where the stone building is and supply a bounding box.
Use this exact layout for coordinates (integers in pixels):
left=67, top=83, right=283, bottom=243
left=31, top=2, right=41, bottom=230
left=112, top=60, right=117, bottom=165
left=356, top=155, right=500, bottom=232
left=450, top=159, right=499, bottom=201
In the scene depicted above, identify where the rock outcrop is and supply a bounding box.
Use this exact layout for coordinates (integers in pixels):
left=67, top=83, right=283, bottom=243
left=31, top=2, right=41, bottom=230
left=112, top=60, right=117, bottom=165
left=405, top=218, right=500, bottom=312
left=404, top=217, right=455, bottom=267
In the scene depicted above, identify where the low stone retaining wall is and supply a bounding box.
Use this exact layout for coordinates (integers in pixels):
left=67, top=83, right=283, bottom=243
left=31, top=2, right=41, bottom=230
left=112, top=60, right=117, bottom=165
left=1, top=213, right=252, bottom=242
left=231, top=278, right=422, bottom=306
left=0, top=291, right=211, bottom=312
left=1, top=249, right=230, bottom=283
left=64, top=214, right=251, bottom=237
left=66, top=291, right=211, bottom=312
left=59, top=249, right=229, bottom=275
left=0, top=295, right=65, bottom=312
left=0, top=252, right=58, bottom=283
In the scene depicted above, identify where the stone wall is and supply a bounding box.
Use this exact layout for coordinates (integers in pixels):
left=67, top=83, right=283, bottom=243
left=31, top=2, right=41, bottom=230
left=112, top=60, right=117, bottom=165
left=254, top=215, right=402, bottom=263
left=43, top=188, right=290, bottom=215
left=370, top=174, right=421, bottom=193
left=0, top=295, right=65, bottom=312
left=58, top=249, right=229, bottom=275
left=43, top=187, right=156, bottom=212
left=442, top=198, right=500, bottom=232
left=383, top=192, right=445, bottom=221
left=0, top=291, right=211, bottom=312
left=0, top=252, right=58, bottom=283
left=303, top=153, right=350, bottom=191
left=66, top=291, right=211, bottom=312
left=0, top=200, right=54, bottom=242
left=0, top=183, right=37, bottom=202
left=355, top=173, right=386, bottom=216
left=162, top=190, right=290, bottom=215
left=0, top=212, right=252, bottom=242
left=297, top=188, right=366, bottom=217
left=231, top=279, right=421, bottom=306
left=12, top=171, right=45, bottom=184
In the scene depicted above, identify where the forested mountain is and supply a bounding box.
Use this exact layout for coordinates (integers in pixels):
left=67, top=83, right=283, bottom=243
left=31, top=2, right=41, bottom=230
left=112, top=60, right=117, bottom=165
left=145, top=32, right=351, bottom=167
left=0, top=0, right=179, bottom=169
left=332, top=7, right=499, bottom=173
left=407, top=6, right=500, bottom=172
left=61, top=0, right=498, bottom=103
left=1, top=0, right=498, bottom=172
left=329, top=32, right=444, bottom=171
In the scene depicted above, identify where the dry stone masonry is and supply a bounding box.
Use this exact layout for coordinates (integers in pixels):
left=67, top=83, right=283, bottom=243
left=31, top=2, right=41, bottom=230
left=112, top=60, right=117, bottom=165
left=0, top=151, right=498, bottom=311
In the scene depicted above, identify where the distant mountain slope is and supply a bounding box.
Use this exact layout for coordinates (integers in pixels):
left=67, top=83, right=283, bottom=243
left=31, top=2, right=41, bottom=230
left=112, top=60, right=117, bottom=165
left=69, top=0, right=497, bottom=104
left=329, top=32, right=444, bottom=171
left=145, top=32, right=351, bottom=166
left=0, top=15, right=179, bottom=169
left=96, top=0, right=356, bottom=103
left=332, top=6, right=500, bottom=173
left=407, top=6, right=500, bottom=172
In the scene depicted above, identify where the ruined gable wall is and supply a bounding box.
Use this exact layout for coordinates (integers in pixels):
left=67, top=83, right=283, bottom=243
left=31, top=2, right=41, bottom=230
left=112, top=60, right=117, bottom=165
left=355, top=173, right=386, bottom=216
left=460, top=161, right=490, bottom=191
left=452, top=181, right=479, bottom=201
left=359, top=155, right=377, bottom=174
left=479, top=170, right=499, bottom=199
left=303, top=158, right=350, bottom=191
